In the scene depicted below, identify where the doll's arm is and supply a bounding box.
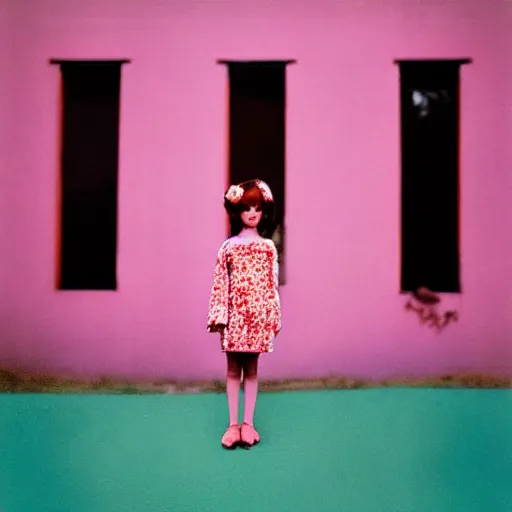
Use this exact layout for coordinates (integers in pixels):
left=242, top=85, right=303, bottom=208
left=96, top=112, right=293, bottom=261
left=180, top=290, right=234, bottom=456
left=207, top=241, right=230, bottom=332
left=270, top=242, right=281, bottom=334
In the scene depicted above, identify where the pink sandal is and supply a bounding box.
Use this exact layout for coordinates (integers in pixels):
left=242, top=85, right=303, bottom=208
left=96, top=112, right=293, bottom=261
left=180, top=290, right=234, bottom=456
left=221, top=425, right=241, bottom=450
left=240, top=422, right=260, bottom=449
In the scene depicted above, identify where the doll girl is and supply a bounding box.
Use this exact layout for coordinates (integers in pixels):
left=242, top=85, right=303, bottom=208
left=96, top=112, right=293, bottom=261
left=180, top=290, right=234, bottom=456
left=207, top=179, right=281, bottom=450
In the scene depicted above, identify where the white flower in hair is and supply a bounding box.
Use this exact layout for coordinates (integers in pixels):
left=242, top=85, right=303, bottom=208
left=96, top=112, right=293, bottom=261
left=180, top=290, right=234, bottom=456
left=257, top=180, right=273, bottom=201
left=225, top=184, right=244, bottom=203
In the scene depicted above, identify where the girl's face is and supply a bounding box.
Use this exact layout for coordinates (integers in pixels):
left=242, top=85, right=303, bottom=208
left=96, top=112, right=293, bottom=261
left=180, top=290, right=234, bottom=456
left=240, top=204, right=263, bottom=228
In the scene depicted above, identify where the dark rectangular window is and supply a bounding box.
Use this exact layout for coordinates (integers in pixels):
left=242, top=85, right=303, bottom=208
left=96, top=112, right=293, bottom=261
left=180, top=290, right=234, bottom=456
left=51, top=60, right=129, bottom=290
left=397, top=59, right=471, bottom=294
left=220, top=60, right=294, bottom=285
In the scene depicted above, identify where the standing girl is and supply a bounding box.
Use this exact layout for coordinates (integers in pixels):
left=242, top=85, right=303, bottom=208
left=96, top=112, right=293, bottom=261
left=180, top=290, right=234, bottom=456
left=207, top=179, right=281, bottom=449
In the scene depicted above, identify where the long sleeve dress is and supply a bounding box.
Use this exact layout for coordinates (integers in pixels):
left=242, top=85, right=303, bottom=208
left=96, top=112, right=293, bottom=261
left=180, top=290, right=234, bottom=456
left=207, top=238, right=281, bottom=353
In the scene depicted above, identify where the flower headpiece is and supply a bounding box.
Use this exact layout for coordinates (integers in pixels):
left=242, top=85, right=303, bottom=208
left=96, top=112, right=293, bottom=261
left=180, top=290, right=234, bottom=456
left=255, top=180, right=273, bottom=201
left=224, top=180, right=274, bottom=204
left=225, top=184, right=244, bottom=204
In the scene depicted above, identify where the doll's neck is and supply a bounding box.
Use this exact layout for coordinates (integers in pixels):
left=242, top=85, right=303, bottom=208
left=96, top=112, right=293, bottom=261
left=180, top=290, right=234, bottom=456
left=238, top=227, right=260, bottom=238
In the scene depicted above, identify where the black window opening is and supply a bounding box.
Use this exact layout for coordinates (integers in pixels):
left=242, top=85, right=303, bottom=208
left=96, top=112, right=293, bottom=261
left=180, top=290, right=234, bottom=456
left=396, top=59, right=471, bottom=294
left=50, top=59, right=129, bottom=291
left=220, top=60, right=295, bottom=285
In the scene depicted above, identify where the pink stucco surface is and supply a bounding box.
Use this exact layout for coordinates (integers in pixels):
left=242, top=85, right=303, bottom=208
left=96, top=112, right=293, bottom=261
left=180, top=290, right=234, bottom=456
left=1, top=0, right=511, bottom=380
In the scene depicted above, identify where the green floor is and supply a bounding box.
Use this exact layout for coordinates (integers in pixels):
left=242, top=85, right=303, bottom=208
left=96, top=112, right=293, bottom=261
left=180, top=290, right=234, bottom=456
left=0, top=389, right=511, bottom=512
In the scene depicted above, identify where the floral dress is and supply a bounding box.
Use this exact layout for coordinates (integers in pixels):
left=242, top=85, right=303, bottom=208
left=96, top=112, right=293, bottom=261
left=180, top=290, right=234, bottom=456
left=207, top=238, right=281, bottom=353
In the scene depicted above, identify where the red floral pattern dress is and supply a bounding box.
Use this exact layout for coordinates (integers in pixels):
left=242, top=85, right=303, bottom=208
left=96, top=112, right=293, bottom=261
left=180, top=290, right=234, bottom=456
left=207, top=238, right=281, bottom=353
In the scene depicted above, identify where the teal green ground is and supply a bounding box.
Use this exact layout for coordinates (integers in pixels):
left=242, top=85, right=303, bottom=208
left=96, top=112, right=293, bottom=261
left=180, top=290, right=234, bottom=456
left=0, top=389, right=511, bottom=512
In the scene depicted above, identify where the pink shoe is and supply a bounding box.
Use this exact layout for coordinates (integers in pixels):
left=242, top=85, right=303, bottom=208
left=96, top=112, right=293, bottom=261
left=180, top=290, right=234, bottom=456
left=240, top=422, right=260, bottom=449
left=221, top=425, right=241, bottom=450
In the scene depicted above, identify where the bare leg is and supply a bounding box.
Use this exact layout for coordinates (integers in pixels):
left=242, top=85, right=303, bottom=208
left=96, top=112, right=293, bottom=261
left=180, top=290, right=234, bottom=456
left=226, top=353, right=243, bottom=426
left=221, top=353, right=243, bottom=449
left=241, top=353, right=260, bottom=426
left=240, top=353, right=261, bottom=447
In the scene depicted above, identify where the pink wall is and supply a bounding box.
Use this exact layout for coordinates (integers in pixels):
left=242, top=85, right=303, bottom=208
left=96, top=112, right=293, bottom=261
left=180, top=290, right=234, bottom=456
left=1, top=0, right=511, bottom=381
left=0, top=1, right=12, bottom=337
